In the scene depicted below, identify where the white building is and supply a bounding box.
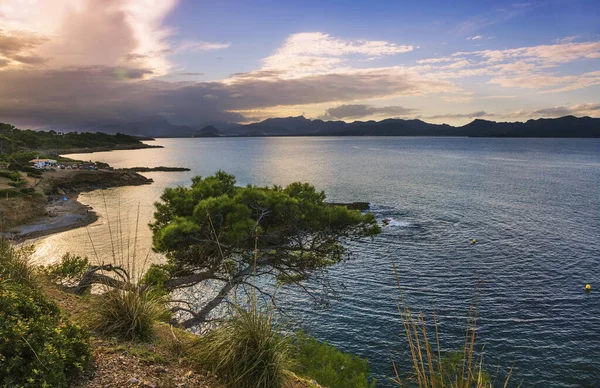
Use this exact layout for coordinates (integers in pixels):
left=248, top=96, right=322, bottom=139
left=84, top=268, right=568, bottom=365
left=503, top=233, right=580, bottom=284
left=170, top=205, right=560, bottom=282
left=30, top=158, right=58, bottom=169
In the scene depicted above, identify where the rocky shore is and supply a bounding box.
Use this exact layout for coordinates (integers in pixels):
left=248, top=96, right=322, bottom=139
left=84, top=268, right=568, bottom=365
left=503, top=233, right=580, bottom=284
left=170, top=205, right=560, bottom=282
left=2, top=169, right=153, bottom=241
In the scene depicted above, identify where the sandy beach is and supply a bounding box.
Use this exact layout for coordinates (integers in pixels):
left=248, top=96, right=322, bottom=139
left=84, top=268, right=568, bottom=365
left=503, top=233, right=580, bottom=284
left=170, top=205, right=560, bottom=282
left=5, top=194, right=98, bottom=241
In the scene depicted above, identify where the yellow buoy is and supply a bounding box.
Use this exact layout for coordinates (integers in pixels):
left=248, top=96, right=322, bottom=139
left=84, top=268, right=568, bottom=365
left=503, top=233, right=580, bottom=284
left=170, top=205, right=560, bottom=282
left=471, top=239, right=477, bottom=244
left=585, top=284, right=591, bottom=292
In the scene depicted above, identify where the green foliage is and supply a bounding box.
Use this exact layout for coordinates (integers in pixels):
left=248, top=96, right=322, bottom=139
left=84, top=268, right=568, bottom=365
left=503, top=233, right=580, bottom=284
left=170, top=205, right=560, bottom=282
left=193, top=305, right=292, bottom=388
left=0, top=187, right=37, bottom=198
left=139, top=263, right=175, bottom=295
left=44, top=253, right=89, bottom=282
left=0, top=170, right=20, bottom=181
left=0, top=237, right=91, bottom=387
left=0, top=282, right=91, bottom=388
left=8, top=178, right=27, bottom=188
left=291, top=332, right=376, bottom=388
left=0, top=122, right=143, bottom=151
left=91, top=288, right=166, bottom=342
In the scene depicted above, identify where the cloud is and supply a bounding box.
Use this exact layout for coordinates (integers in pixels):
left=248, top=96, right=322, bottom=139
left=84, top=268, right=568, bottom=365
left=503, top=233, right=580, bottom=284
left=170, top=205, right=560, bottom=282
left=456, top=2, right=535, bottom=35
left=319, top=104, right=417, bottom=120
left=0, top=0, right=179, bottom=74
left=425, top=111, right=493, bottom=120
left=0, top=30, right=49, bottom=67
left=174, top=41, right=231, bottom=53
left=0, top=63, right=458, bottom=127
left=1, top=1, right=599, bottom=129
left=505, top=103, right=600, bottom=119
left=260, top=32, right=417, bottom=77
left=467, top=36, right=483, bottom=40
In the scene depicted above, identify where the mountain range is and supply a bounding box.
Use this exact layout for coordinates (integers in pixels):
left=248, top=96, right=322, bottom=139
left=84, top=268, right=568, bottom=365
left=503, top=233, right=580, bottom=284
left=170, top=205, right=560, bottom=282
left=93, top=115, right=600, bottom=138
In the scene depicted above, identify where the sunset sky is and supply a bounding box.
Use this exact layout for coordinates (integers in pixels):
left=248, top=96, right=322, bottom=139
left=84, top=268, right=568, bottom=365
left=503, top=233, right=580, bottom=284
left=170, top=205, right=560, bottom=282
left=1, top=0, right=599, bottom=129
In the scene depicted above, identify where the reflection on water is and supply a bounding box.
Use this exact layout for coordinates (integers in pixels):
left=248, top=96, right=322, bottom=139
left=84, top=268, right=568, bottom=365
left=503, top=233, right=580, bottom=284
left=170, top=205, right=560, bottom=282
left=29, top=137, right=600, bottom=386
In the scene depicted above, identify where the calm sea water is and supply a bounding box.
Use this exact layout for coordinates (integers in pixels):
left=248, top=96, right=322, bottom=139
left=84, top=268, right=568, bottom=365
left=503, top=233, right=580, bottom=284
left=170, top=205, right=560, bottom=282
left=34, top=137, right=599, bottom=386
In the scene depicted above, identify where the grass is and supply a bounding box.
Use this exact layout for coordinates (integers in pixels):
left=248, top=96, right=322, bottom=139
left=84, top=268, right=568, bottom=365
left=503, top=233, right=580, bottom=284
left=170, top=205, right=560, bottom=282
left=90, top=287, right=167, bottom=342
left=192, top=302, right=293, bottom=388
left=392, top=265, right=513, bottom=388
left=0, top=237, right=38, bottom=289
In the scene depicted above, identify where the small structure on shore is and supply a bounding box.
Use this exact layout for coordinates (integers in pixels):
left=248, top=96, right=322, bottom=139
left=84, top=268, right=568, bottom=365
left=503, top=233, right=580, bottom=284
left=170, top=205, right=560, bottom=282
left=30, top=158, right=58, bottom=169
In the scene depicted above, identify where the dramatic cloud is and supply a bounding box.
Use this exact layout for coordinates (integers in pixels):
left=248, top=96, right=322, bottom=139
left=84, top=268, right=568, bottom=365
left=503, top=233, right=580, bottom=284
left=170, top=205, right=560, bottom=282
left=424, top=111, right=493, bottom=120
left=0, top=0, right=229, bottom=75
left=0, top=30, right=49, bottom=67
left=319, top=104, right=417, bottom=120
left=1, top=0, right=599, bottom=128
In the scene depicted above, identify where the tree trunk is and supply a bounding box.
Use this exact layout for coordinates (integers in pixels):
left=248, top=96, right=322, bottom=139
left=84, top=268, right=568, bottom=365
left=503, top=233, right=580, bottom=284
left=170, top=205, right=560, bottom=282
left=181, top=265, right=255, bottom=329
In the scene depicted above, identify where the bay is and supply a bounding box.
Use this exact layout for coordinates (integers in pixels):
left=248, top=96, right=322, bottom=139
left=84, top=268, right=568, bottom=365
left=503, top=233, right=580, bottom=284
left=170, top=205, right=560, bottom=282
left=33, top=137, right=600, bottom=386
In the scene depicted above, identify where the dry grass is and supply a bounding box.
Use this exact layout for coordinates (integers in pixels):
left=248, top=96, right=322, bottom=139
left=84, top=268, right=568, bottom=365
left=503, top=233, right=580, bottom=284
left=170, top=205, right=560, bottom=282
left=392, top=265, right=513, bottom=388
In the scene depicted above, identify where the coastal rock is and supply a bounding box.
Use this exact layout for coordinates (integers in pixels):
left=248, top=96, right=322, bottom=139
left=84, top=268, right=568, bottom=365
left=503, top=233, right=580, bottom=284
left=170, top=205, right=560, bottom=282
left=327, top=201, right=371, bottom=211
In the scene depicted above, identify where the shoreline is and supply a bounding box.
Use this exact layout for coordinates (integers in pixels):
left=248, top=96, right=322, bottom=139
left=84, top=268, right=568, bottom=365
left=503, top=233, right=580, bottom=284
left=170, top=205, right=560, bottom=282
left=5, top=194, right=99, bottom=242
left=2, top=169, right=153, bottom=242
left=54, top=142, right=163, bottom=155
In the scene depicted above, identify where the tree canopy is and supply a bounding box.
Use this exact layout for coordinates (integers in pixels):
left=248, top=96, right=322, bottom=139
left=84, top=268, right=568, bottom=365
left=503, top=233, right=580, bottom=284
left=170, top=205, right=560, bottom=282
left=147, top=171, right=380, bottom=328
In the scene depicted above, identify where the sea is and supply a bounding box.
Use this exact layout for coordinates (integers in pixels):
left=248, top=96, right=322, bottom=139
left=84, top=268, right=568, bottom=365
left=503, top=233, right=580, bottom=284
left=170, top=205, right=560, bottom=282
left=31, top=137, right=600, bottom=386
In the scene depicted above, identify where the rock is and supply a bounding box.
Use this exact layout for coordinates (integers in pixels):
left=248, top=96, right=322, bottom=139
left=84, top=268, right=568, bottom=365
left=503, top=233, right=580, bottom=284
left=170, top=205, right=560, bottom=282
left=128, top=377, right=139, bottom=384
left=327, top=201, right=371, bottom=211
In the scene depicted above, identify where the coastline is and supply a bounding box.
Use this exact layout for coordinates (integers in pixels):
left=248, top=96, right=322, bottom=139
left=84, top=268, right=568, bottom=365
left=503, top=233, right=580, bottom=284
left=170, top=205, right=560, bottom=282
left=53, top=142, right=163, bottom=155
left=2, top=169, right=153, bottom=242
left=5, top=194, right=99, bottom=242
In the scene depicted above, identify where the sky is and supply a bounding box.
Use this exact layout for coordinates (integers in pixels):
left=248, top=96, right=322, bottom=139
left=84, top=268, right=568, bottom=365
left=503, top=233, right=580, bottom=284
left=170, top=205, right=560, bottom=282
left=1, top=0, right=599, bottom=129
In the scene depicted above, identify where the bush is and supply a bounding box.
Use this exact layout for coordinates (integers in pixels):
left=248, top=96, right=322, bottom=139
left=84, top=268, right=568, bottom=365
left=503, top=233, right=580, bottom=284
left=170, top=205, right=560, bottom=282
left=0, top=281, right=91, bottom=387
left=91, top=288, right=165, bottom=342
left=8, top=178, right=27, bottom=188
left=44, top=253, right=89, bottom=283
left=193, top=305, right=292, bottom=388
left=0, top=170, right=20, bottom=181
left=0, top=238, right=38, bottom=290
left=20, top=166, right=43, bottom=175
left=291, top=332, right=376, bottom=388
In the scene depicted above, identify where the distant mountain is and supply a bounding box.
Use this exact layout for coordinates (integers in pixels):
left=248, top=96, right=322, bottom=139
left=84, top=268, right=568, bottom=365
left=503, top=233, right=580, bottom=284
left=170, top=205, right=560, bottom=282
left=90, top=115, right=600, bottom=138
left=460, top=116, right=600, bottom=137
left=95, top=118, right=200, bottom=138
left=226, top=115, right=600, bottom=138
left=195, top=125, right=222, bottom=137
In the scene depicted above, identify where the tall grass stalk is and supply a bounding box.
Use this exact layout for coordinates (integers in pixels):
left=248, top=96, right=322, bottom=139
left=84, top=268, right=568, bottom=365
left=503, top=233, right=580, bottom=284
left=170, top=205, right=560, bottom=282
left=189, top=219, right=293, bottom=387
left=83, top=193, right=163, bottom=341
left=0, top=237, right=37, bottom=289
left=392, top=264, right=513, bottom=388
left=192, top=301, right=292, bottom=387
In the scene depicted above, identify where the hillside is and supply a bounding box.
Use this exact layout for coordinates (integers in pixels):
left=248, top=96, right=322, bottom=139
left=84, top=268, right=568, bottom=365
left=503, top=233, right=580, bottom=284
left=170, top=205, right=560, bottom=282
left=83, top=115, right=600, bottom=138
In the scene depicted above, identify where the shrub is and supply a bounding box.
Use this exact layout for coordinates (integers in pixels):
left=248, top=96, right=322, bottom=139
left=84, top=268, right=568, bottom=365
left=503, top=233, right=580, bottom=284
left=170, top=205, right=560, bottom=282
left=0, top=170, right=20, bottom=181
left=0, top=282, right=91, bottom=387
left=20, top=166, right=43, bottom=175
left=291, top=332, right=376, bottom=388
left=0, top=238, right=38, bottom=289
left=44, top=253, right=89, bottom=283
left=193, top=305, right=292, bottom=388
left=8, top=178, right=27, bottom=188
left=91, top=288, right=165, bottom=342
